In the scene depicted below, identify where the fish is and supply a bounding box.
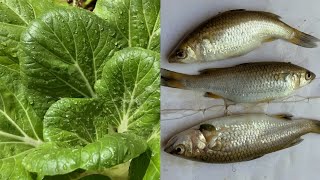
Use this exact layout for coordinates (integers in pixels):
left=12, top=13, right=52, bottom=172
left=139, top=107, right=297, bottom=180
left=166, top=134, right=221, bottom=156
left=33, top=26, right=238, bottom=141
left=164, top=114, right=320, bottom=163
left=168, top=9, right=320, bottom=63
left=161, top=62, right=315, bottom=103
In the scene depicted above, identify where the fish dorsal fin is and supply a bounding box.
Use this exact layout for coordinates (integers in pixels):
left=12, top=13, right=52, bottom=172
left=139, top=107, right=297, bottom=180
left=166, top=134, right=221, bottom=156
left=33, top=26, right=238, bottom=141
left=229, top=9, right=246, bottom=12
left=258, top=11, right=281, bottom=19
left=223, top=9, right=281, bottom=20
left=217, top=9, right=246, bottom=15
left=200, top=124, right=216, bottom=132
left=199, top=68, right=218, bottom=75
left=272, top=114, right=293, bottom=120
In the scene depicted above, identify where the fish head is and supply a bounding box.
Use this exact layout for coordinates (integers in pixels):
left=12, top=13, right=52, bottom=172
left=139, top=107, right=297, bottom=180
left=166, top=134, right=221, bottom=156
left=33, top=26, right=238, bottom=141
left=298, top=69, right=316, bottom=87
left=164, top=129, right=207, bottom=158
left=168, top=43, right=199, bottom=63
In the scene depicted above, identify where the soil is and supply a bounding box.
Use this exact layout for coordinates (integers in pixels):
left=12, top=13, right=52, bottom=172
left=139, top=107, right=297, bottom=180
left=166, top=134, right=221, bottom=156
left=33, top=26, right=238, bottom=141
left=67, top=0, right=98, bottom=11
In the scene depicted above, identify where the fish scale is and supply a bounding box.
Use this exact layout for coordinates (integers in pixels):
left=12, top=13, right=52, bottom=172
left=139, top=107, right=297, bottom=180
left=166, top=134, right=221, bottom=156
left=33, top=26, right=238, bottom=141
left=192, top=12, right=291, bottom=61
left=164, top=114, right=320, bottom=163
left=205, top=117, right=310, bottom=162
left=208, top=128, right=297, bottom=162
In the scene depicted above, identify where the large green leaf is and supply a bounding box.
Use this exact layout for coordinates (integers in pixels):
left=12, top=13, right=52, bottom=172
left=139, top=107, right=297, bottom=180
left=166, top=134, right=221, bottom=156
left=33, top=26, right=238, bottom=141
left=1, top=1, right=68, bottom=119
left=43, top=169, right=111, bottom=180
left=94, top=0, right=160, bottom=51
left=0, top=0, right=55, bottom=63
left=0, top=64, right=42, bottom=146
left=20, top=7, right=128, bottom=98
left=23, top=134, right=147, bottom=176
left=0, top=55, right=15, bottom=65
left=44, top=98, right=107, bottom=146
left=0, top=64, right=43, bottom=179
left=143, top=135, right=160, bottom=180
left=37, top=48, right=159, bottom=177
left=129, top=128, right=160, bottom=180
left=44, top=48, right=159, bottom=145
left=0, top=153, right=34, bottom=180
left=25, top=89, right=57, bottom=122
left=96, top=47, right=160, bottom=138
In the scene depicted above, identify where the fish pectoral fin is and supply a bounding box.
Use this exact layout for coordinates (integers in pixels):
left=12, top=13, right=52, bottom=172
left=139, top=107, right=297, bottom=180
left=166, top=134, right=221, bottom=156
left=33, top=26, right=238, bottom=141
left=279, top=73, right=290, bottom=80
left=284, top=138, right=304, bottom=149
left=200, top=124, right=218, bottom=144
left=204, top=92, right=223, bottom=99
left=256, top=98, right=275, bottom=103
left=209, top=141, right=222, bottom=150
left=272, top=114, right=294, bottom=120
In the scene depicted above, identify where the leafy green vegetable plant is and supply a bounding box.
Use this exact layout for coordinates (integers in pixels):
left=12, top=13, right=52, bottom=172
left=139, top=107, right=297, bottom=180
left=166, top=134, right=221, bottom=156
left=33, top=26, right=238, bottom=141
left=0, top=0, right=160, bottom=179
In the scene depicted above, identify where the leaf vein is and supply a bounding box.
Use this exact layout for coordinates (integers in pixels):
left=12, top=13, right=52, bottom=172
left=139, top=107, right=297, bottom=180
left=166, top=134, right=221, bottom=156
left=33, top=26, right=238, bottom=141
left=128, top=0, right=132, bottom=46
left=2, top=1, right=29, bottom=25
left=147, top=10, right=160, bottom=49
left=0, top=110, right=28, bottom=137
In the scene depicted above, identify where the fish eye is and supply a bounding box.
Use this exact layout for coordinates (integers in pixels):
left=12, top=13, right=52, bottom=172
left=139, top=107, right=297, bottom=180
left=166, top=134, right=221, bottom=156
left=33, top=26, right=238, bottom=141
left=176, top=49, right=186, bottom=59
left=305, top=71, right=313, bottom=80
left=175, top=145, right=185, bottom=155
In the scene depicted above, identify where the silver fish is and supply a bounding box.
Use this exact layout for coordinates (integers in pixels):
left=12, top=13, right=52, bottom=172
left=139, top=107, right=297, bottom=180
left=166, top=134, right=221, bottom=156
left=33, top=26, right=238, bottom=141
left=164, top=114, right=320, bottom=163
left=161, top=62, right=315, bottom=103
left=169, top=9, right=319, bottom=63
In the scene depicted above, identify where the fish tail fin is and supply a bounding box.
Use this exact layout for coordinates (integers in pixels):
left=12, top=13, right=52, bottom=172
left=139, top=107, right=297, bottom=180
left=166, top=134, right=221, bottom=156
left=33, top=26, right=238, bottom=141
left=310, top=120, right=320, bottom=134
left=161, top=69, right=188, bottom=89
left=289, top=30, right=320, bottom=48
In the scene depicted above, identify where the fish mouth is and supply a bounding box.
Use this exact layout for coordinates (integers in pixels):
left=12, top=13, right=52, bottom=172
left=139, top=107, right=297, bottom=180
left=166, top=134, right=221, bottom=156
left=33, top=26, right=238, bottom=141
left=164, top=136, right=178, bottom=153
